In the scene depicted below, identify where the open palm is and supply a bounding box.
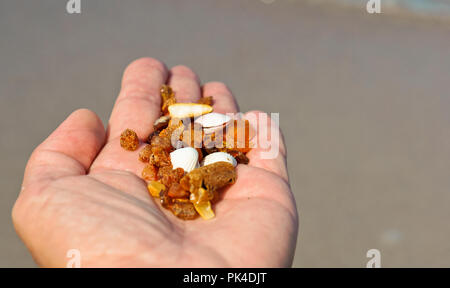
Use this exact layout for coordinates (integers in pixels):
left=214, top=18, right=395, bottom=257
left=12, top=58, right=298, bottom=267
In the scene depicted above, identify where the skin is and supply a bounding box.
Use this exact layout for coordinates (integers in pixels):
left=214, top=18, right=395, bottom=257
left=12, top=58, right=298, bottom=267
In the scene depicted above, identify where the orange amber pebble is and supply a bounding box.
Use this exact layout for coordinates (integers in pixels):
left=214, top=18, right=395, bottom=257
left=142, top=164, right=158, bottom=181
left=150, top=146, right=171, bottom=167
left=197, top=96, right=214, bottom=106
left=196, top=148, right=203, bottom=163
left=160, top=85, right=173, bottom=102
left=169, top=199, right=198, bottom=220
left=167, top=183, right=189, bottom=199
left=158, top=166, right=185, bottom=187
left=139, top=144, right=152, bottom=162
left=224, top=149, right=249, bottom=164
left=181, top=162, right=236, bottom=204
left=159, top=189, right=199, bottom=220
left=158, top=119, right=184, bottom=147
left=120, top=129, right=139, bottom=151
left=162, top=97, right=176, bottom=115
left=150, top=135, right=172, bottom=151
left=160, top=85, right=176, bottom=115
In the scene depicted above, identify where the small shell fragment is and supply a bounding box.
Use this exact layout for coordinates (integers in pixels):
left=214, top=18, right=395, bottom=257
left=153, top=115, right=171, bottom=132
left=170, top=147, right=199, bottom=173
left=168, top=103, right=213, bottom=118
left=203, top=152, right=237, bottom=167
left=194, top=112, right=231, bottom=128
left=195, top=112, right=231, bottom=135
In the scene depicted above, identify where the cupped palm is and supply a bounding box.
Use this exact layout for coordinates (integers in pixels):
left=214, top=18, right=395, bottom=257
left=12, top=58, right=298, bottom=267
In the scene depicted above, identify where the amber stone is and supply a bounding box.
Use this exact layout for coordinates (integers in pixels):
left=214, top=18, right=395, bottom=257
left=120, top=129, right=139, bottom=151
left=138, top=144, right=152, bottom=163
left=197, top=96, right=214, bottom=106
left=181, top=162, right=236, bottom=205
left=142, top=164, right=158, bottom=181
left=167, top=183, right=189, bottom=199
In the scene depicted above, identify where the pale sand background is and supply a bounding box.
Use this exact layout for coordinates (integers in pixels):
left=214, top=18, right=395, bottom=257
left=1, top=0, right=450, bottom=267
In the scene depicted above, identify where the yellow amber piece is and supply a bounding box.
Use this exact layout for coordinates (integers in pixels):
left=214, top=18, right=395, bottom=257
left=193, top=201, right=215, bottom=220
left=147, top=181, right=165, bottom=198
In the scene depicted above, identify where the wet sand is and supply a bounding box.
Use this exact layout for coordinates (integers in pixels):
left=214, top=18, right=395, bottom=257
left=1, top=0, right=450, bottom=267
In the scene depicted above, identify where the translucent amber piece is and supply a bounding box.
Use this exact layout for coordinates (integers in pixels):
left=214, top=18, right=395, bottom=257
left=189, top=187, right=211, bottom=205
left=161, top=85, right=176, bottom=115
left=139, top=144, right=152, bottom=162
left=147, top=181, right=165, bottom=198
left=167, top=183, right=189, bottom=199
left=194, top=201, right=215, bottom=220
left=160, top=85, right=173, bottom=102
left=197, top=96, right=214, bottom=106
left=142, top=164, right=158, bottom=181
left=170, top=199, right=198, bottom=220
left=158, top=166, right=184, bottom=187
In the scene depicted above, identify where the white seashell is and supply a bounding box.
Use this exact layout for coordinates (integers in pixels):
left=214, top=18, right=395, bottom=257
left=194, top=112, right=231, bottom=128
left=203, top=126, right=225, bottom=135
left=168, top=103, right=213, bottom=118
left=195, top=113, right=232, bottom=135
left=170, top=147, right=199, bottom=173
left=202, top=152, right=237, bottom=167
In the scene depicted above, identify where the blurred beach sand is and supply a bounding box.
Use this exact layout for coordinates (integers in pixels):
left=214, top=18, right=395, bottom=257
left=1, top=0, right=450, bottom=267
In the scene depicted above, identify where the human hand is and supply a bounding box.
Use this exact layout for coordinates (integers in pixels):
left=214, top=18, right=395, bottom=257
left=12, top=58, right=298, bottom=267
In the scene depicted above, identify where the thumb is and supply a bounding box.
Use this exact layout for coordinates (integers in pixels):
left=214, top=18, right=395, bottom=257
left=22, top=108, right=105, bottom=190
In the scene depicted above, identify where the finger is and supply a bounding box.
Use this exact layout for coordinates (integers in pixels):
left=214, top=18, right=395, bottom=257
left=202, top=82, right=239, bottom=113
left=107, top=57, right=168, bottom=141
left=167, top=65, right=201, bottom=103
left=22, top=109, right=106, bottom=188
left=90, top=140, right=148, bottom=178
left=244, top=110, right=288, bottom=181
